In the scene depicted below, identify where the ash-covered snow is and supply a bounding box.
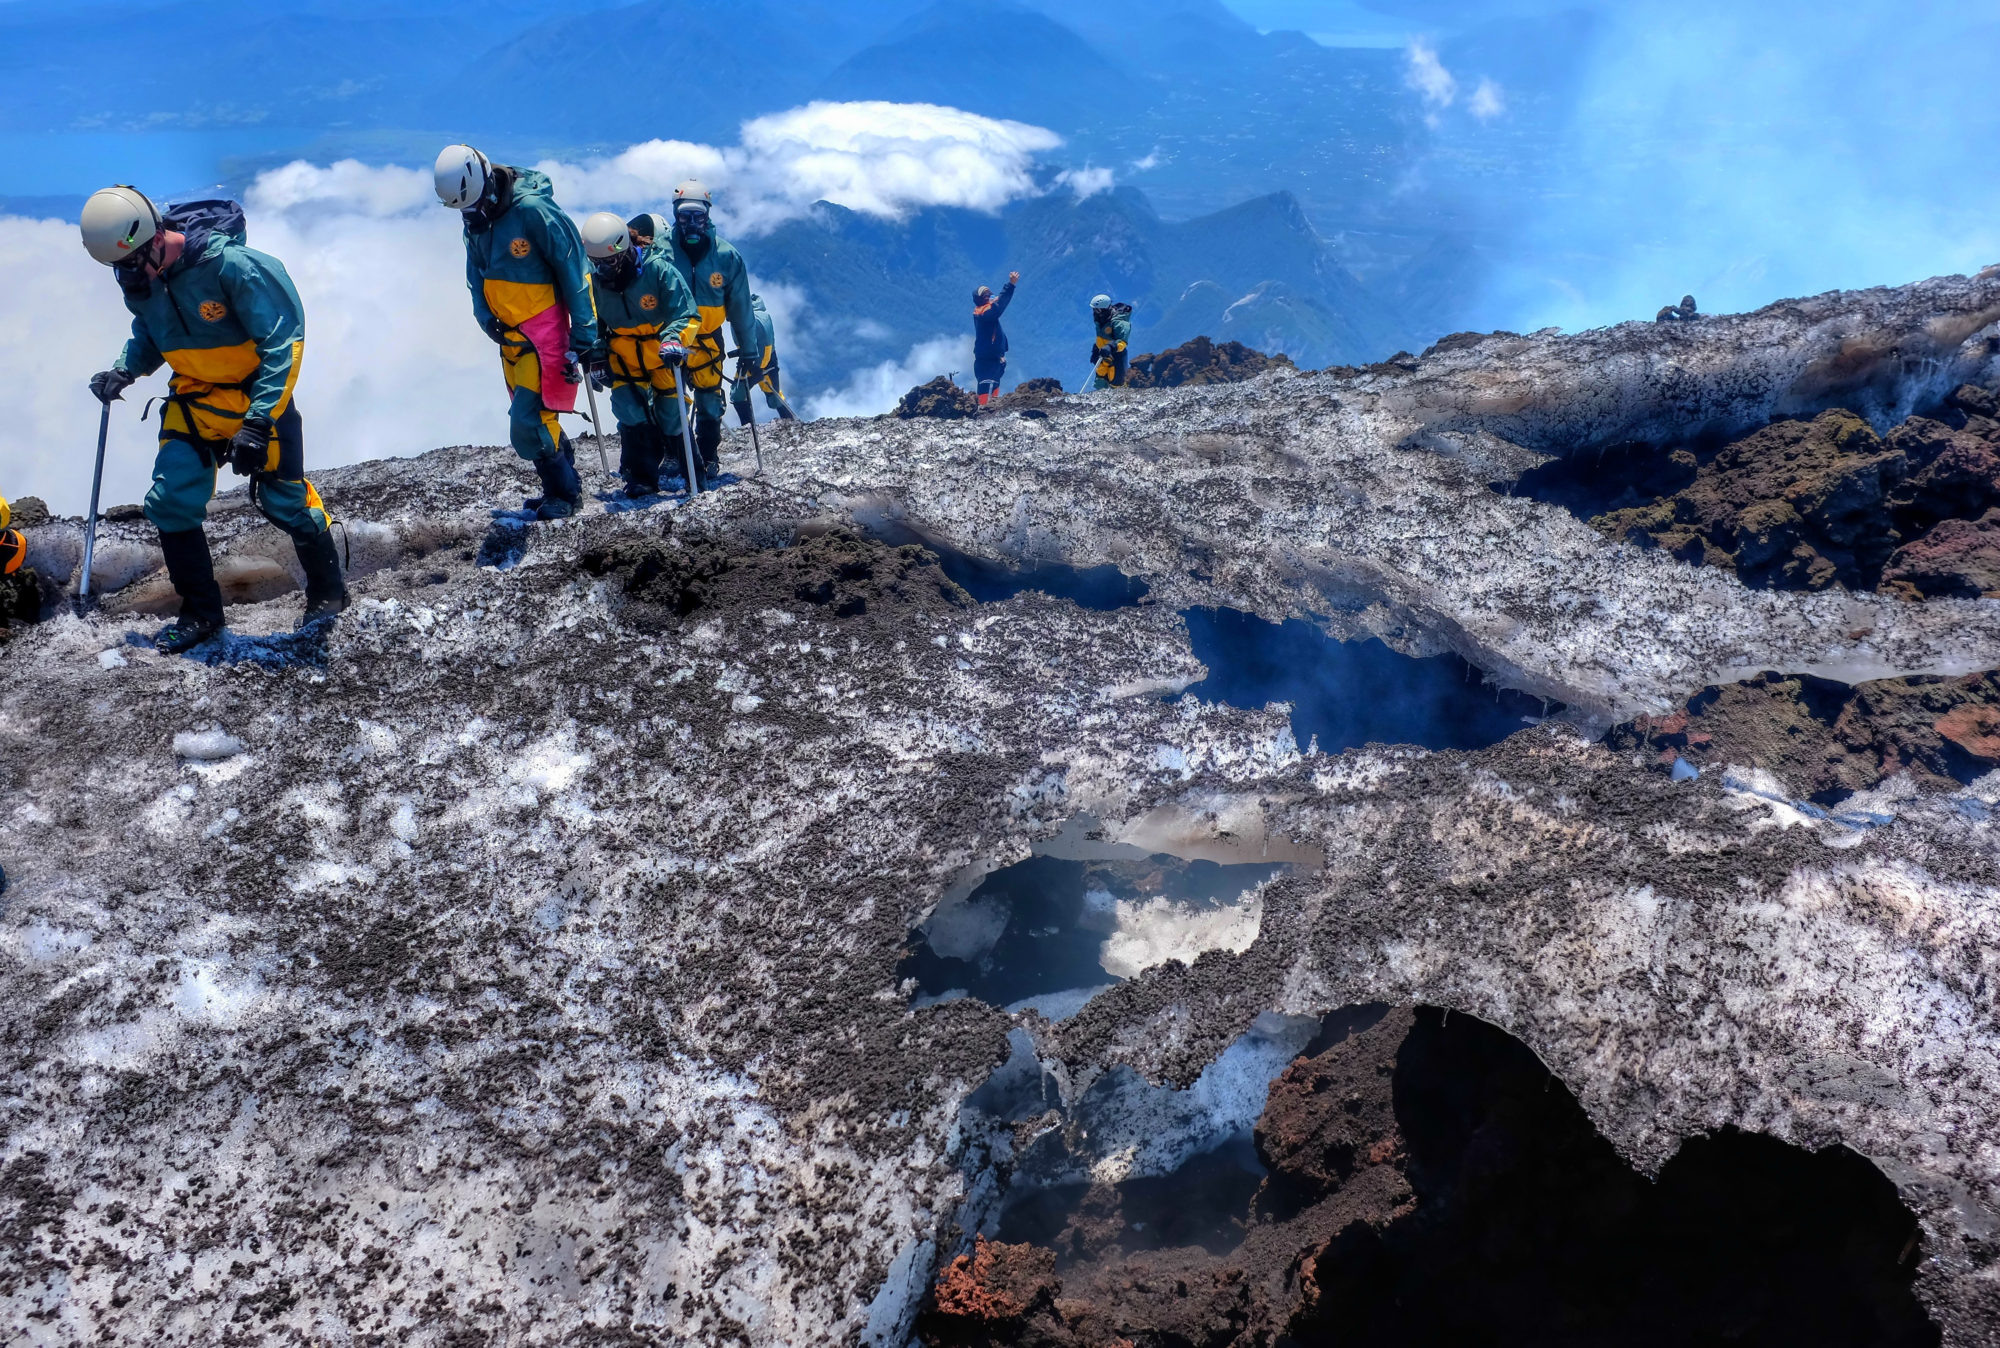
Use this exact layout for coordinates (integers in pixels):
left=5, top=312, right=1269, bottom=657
left=2, top=272, right=2000, bottom=1345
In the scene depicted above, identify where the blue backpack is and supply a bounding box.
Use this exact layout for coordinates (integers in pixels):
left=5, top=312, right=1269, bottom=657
left=161, top=198, right=249, bottom=248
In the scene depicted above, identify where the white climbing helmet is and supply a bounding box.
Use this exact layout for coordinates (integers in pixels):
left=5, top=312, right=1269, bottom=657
left=79, top=185, right=161, bottom=266
left=433, top=144, right=491, bottom=209
left=673, top=180, right=713, bottom=210
left=581, top=211, right=632, bottom=260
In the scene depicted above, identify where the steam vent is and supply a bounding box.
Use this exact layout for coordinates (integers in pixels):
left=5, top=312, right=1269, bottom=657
left=7, top=269, right=2000, bottom=1345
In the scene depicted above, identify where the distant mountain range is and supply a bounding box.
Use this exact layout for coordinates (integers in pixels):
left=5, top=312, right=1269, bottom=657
left=754, top=184, right=1417, bottom=393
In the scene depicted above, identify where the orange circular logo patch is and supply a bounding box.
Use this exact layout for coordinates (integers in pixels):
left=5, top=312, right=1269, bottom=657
left=709, top=272, right=725, bottom=290
left=198, top=301, right=227, bottom=322
left=510, top=238, right=532, bottom=259
left=639, top=293, right=658, bottom=310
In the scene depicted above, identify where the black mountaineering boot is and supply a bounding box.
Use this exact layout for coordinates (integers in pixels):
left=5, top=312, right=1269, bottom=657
left=156, top=527, right=226, bottom=654
left=695, top=415, right=723, bottom=489
left=293, top=529, right=350, bottom=630
left=619, top=423, right=662, bottom=498
left=532, top=447, right=583, bottom=520
left=523, top=435, right=581, bottom=513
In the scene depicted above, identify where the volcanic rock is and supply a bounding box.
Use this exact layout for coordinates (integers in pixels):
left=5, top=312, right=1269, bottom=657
left=6, top=497, right=51, bottom=529
left=1610, top=668, right=2000, bottom=801
left=1549, top=381, right=2000, bottom=596
left=1124, top=337, right=1294, bottom=390
left=899, top=376, right=982, bottom=419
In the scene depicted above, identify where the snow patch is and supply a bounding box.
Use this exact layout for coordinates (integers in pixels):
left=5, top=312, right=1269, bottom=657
left=173, top=728, right=246, bottom=761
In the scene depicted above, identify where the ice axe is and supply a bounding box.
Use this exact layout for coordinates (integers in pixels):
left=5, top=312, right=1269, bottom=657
left=675, top=380, right=703, bottom=496
left=729, top=349, right=765, bottom=476
left=77, top=397, right=110, bottom=606
left=579, top=367, right=611, bottom=476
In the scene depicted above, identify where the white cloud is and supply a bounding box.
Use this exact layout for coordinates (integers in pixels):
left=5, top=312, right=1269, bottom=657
left=0, top=102, right=1065, bottom=515
left=1406, top=40, right=1458, bottom=109
left=803, top=336, right=969, bottom=421
left=1130, top=151, right=1164, bottom=172
left=1469, top=77, right=1507, bottom=121
left=543, top=101, right=1063, bottom=237
left=1054, top=167, right=1116, bottom=200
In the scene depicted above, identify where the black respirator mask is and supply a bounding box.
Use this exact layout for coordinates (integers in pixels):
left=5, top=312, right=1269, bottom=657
left=675, top=206, right=711, bottom=247
left=594, top=247, right=638, bottom=290
left=460, top=168, right=511, bottom=233
left=113, top=237, right=160, bottom=297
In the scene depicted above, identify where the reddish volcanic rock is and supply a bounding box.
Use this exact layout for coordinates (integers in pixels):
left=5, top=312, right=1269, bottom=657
left=921, top=1238, right=1071, bottom=1346
left=1528, top=380, right=2000, bottom=598
left=1883, top=508, right=2000, bottom=598
left=1607, top=669, right=2000, bottom=799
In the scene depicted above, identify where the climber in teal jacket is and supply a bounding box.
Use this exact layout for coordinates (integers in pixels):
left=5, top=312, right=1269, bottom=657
left=1090, top=293, right=1132, bottom=390
left=435, top=145, right=600, bottom=518
left=81, top=186, right=346, bottom=654
left=663, top=181, right=760, bottom=484
left=579, top=212, right=701, bottom=497
left=729, top=292, right=798, bottom=425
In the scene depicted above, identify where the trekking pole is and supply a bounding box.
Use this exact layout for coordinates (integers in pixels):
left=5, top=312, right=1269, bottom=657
left=78, top=399, right=110, bottom=604
left=580, top=374, right=611, bottom=475
left=675, top=381, right=703, bottom=496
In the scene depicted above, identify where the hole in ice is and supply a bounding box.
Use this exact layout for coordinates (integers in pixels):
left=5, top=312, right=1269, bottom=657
left=860, top=520, right=1149, bottom=610
left=902, top=850, right=1286, bottom=1017
left=942, top=1009, right=1328, bottom=1288
left=1178, top=607, right=1558, bottom=753
left=920, top=1004, right=1938, bottom=1347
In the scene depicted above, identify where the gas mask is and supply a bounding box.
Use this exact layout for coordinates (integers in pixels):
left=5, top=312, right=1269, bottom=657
left=675, top=206, right=712, bottom=249
left=594, top=248, right=638, bottom=291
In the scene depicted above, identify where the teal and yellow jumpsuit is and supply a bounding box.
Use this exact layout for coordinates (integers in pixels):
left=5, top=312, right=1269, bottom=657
left=728, top=292, right=793, bottom=423
left=1092, top=305, right=1132, bottom=390
left=112, top=228, right=330, bottom=539
left=665, top=230, right=757, bottom=469
left=461, top=167, right=600, bottom=462
left=594, top=250, right=700, bottom=488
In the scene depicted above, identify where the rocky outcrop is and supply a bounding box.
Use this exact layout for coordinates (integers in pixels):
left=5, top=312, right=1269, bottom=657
left=1553, top=384, right=2000, bottom=595
left=1124, top=337, right=1294, bottom=390
left=1610, top=669, right=2000, bottom=801
left=899, top=376, right=983, bottom=419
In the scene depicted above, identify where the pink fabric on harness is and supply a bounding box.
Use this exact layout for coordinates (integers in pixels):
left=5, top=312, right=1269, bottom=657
left=519, top=306, right=578, bottom=414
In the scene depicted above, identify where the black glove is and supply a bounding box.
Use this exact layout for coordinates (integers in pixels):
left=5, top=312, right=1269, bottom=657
left=228, top=416, right=273, bottom=477
left=736, top=353, right=762, bottom=383
left=1088, top=344, right=1104, bottom=364
left=585, top=356, right=610, bottom=392
left=657, top=338, right=686, bottom=367
left=90, top=368, right=137, bottom=404
left=483, top=316, right=508, bottom=343
left=562, top=353, right=583, bottom=385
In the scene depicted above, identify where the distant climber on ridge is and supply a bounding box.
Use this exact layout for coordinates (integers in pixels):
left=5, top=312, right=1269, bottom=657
left=434, top=144, right=600, bottom=520
left=1090, top=293, right=1133, bottom=389
left=972, top=271, right=1019, bottom=406
left=80, top=184, right=347, bottom=654
left=731, top=293, right=798, bottom=424
left=1656, top=294, right=1699, bottom=323
left=578, top=211, right=700, bottom=500
left=662, top=181, right=760, bottom=488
